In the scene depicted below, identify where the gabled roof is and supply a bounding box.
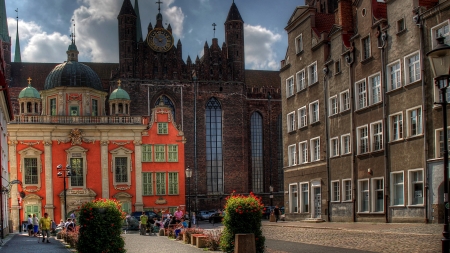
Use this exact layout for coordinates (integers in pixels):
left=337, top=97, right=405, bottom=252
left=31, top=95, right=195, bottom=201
left=245, top=70, right=280, bottom=89
left=226, top=2, right=243, bottom=22
left=287, top=6, right=309, bottom=26
left=119, top=0, right=136, bottom=16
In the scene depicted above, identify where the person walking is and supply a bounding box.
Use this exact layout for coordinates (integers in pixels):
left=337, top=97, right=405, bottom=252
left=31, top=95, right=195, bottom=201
left=27, top=215, right=33, bottom=237
left=140, top=211, right=148, bottom=236
left=39, top=213, right=52, bottom=243
left=273, top=205, right=281, bottom=223
left=32, top=214, right=39, bottom=237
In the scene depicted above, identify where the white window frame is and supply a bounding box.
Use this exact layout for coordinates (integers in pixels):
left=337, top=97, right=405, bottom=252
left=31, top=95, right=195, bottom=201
left=289, top=183, right=299, bottom=213
left=331, top=180, right=340, bottom=202
left=435, top=127, right=450, bottom=158
left=330, top=137, right=339, bottom=158
left=434, top=84, right=450, bottom=104
left=295, top=34, right=303, bottom=54
left=406, top=106, right=423, bottom=138
left=355, top=79, right=367, bottom=110
left=308, top=61, right=318, bottom=85
left=340, top=90, right=350, bottom=112
left=19, top=147, right=43, bottom=188
left=361, top=35, right=371, bottom=60
left=342, top=179, right=352, bottom=202
left=298, top=106, right=307, bottom=128
left=404, top=51, right=421, bottom=85
left=391, top=171, right=405, bottom=206
left=287, top=111, right=295, bottom=133
left=371, top=177, right=384, bottom=213
left=341, top=134, right=351, bottom=155
left=299, top=141, right=308, bottom=164
left=370, top=121, right=383, bottom=152
left=431, top=20, right=450, bottom=49
left=300, top=182, right=309, bottom=213
left=329, top=96, right=338, bottom=116
left=296, top=69, right=306, bottom=92
left=368, top=72, right=382, bottom=105
left=356, top=125, right=369, bottom=155
left=310, top=137, right=320, bottom=162
left=288, top=144, right=296, bottom=166
left=386, top=60, right=402, bottom=91
left=408, top=168, right=424, bottom=206
left=110, top=147, right=133, bottom=187
left=286, top=76, right=295, bottom=97
left=390, top=112, right=403, bottom=142
left=358, top=179, right=370, bottom=213
left=309, top=100, right=319, bottom=124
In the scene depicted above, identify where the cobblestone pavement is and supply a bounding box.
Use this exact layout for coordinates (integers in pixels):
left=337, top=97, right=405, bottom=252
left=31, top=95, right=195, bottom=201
left=123, top=232, right=211, bottom=253
left=262, top=221, right=442, bottom=253
left=0, top=233, right=70, bottom=253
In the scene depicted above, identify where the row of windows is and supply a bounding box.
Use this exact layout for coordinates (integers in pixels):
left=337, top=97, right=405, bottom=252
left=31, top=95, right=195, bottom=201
left=385, top=51, right=421, bottom=93
left=287, top=101, right=320, bottom=132
left=286, top=62, right=318, bottom=97
left=287, top=137, right=320, bottom=166
left=142, top=144, right=178, bottom=162
left=142, top=172, right=179, bottom=195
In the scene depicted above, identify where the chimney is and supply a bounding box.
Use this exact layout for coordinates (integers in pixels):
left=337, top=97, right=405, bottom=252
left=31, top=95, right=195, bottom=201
left=338, top=0, right=353, bottom=33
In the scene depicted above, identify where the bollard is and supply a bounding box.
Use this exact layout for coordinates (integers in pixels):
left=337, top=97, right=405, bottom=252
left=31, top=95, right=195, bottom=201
left=234, top=233, right=256, bottom=253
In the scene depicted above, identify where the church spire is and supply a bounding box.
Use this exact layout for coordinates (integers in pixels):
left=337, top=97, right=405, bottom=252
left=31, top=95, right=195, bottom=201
left=67, top=19, right=79, bottom=62
left=134, top=0, right=143, bottom=42
left=14, top=8, right=21, bottom=62
left=226, top=0, right=243, bottom=22
left=0, top=0, right=10, bottom=43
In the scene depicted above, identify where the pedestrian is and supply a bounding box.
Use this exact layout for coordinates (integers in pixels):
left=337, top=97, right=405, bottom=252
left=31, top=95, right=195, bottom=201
left=174, top=207, right=183, bottom=222
left=140, top=211, right=148, bottom=235
left=32, top=214, right=39, bottom=237
left=39, top=212, right=52, bottom=243
left=27, top=214, right=33, bottom=237
left=65, top=218, right=75, bottom=232
left=273, top=205, right=281, bottom=222
left=50, top=219, right=57, bottom=234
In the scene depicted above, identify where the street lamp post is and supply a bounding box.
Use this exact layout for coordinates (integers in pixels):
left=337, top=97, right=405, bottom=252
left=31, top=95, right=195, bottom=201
left=269, top=185, right=274, bottom=207
left=427, top=36, right=450, bottom=253
left=17, top=197, right=21, bottom=233
left=185, top=166, right=192, bottom=228
left=57, top=164, right=73, bottom=221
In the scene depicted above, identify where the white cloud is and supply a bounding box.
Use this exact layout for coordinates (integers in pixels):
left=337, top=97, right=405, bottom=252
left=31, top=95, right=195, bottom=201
left=244, top=24, right=282, bottom=70
left=163, top=0, right=185, bottom=38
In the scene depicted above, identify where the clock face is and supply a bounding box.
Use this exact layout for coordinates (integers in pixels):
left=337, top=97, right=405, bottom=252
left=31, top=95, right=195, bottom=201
left=147, top=28, right=174, bottom=53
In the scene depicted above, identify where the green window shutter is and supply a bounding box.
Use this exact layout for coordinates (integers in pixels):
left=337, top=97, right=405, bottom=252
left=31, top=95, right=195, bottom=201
left=168, top=145, right=178, bottom=162
left=143, top=172, right=153, bottom=195
left=121, top=202, right=131, bottom=214
left=142, top=145, right=152, bottom=162
left=158, top=123, right=168, bottom=134
left=155, top=145, right=166, bottom=162
left=168, top=172, right=179, bottom=195
left=156, top=172, right=166, bottom=195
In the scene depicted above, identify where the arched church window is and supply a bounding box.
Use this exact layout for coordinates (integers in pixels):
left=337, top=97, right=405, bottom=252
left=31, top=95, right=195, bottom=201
left=155, top=96, right=175, bottom=120
left=205, top=97, right=223, bottom=194
left=250, top=112, right=263, bottom=193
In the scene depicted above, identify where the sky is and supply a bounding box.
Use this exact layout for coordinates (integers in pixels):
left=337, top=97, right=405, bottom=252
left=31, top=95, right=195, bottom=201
left=7, top=0, right=304, bottom=71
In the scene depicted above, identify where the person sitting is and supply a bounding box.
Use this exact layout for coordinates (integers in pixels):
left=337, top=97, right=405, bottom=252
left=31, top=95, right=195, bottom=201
left=174, top=218, right=188, bottom=240
left=65, top=218, right=75, bottom=232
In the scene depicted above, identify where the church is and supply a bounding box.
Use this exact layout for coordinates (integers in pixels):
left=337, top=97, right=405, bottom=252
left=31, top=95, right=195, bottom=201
left=3, top=0, right=282, bottom=228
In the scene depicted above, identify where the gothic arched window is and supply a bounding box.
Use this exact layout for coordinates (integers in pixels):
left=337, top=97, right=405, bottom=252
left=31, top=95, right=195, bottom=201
left=155, top=95, right=175, bottom=120
left=251, top=112, right=263, bottom=193
left=206, top=98, right=223, bottom=194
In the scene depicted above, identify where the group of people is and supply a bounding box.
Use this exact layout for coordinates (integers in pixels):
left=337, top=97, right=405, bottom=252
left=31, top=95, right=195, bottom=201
left=26, top=213, right=53, bottom=243
left=137, top=207, right=188, bottom=238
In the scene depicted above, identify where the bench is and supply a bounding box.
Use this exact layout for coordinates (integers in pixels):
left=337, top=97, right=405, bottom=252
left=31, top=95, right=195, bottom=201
left=191, top=234, right=207, bottom=248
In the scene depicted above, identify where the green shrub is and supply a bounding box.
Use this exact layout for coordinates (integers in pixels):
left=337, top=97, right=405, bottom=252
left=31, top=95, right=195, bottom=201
left=220, top=192, right=265, bottom=253
left=76, top=198, right=126, bottom=253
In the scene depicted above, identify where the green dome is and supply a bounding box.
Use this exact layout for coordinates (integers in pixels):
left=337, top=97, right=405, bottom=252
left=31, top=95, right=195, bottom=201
left=109, top=86, right=130, bottom=100
left=68, top=43, right=78, bottom=51
left=19, top=84, right=41, bottom=99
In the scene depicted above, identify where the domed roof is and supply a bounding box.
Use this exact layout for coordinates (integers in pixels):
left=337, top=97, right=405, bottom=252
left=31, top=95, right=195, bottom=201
left=44, top=61, right=103, bottom=91
left=68, top=43, right=78, bottom=51
left=19, top=83, right=41, bottom=99
left=109, top=85, right=130, bottom=100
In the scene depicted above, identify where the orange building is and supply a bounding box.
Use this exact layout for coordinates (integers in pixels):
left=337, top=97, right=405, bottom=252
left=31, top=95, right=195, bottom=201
left=7, top=40, right=185, bottom=227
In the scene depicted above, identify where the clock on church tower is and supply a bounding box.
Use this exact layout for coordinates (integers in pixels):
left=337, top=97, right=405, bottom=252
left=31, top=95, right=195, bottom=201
left=146, top=28, right=174, bottom=53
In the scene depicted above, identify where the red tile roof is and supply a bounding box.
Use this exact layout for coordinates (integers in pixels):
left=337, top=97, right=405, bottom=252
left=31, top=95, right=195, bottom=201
left=419, top=0, right=439, bottom=9
left=314, top=13, right=335, bottom=36
left=372, top=0, right=387, bottom=20
left=245, top=70, right=280, bottom=89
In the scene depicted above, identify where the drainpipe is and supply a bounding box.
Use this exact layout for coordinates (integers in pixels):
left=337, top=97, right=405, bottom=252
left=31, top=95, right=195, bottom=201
left=323, top=66, right=331, bottom=222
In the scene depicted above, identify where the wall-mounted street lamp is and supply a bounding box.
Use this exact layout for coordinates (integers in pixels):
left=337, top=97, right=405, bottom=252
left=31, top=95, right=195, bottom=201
left=57, top=164, right=73, bottom=221
left=185, top=166, right=192, bottom=228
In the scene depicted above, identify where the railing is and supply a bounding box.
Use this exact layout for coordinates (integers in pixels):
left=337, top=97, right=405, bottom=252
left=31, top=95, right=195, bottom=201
left=10, top=115, right=146, bottom=125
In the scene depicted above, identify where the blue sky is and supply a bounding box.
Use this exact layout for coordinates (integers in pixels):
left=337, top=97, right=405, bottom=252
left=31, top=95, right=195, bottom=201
left=7, top=0, right=303, bottom=70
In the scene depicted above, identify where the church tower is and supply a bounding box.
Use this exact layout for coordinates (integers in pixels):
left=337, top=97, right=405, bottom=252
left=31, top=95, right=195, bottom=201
left=117, top=0, right=137, bottom=78
left=0, top=0, right=11, bottom=64
left=225, top=1, right=245, bottom=82
left=14, top=8, right=21, bottom=62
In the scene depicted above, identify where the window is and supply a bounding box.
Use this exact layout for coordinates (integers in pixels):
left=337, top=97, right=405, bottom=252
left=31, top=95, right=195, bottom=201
left=286, top=76, right=294, bottom=97
left=309, top=101, right=319, bottom=124
left=341, top=134, right=351, bottom=155
left=156, top=172, right=166, bottom=195
left=406, top=106, right=422, bottom=137
left=115, top=157, right=128, bottom=183
left=390, top=113, right=403, bottom=141
left=359, top=179, right=369, bottom=212
left=296, top=70, right=306, bottom=92
left=288, top=144, right=296, bottom=166
left=331, top=181, right=340, bottom=202
left=387, top=61, right=402, bottom=91
left=289, top=184, right=298, bottom=213
left=335, top=59, right=341, bottom=74
left=251, top=112, right=263, bottom=193
left=300, top=183, right=309, bottom=213
left=158, top=123, right=168, bottom=134
left=372, top=178, right=384, bottom=212
left=340, top=90, right=350, bottom=112
left=431, top=20, right=449, bottom=49
left=397, top=18, right=405, bottom=33
left=310, top=137, right=320, bottom=162
left=308, top=62, right=318, bottom=85
left=409, top=169, right=423, bottom=205
left=70, top=158, right=84, bottom=187
left=362, top=36, right=371, bottom=60
left=404, top=51, right=421, bottom=84
left=168, top=145, right=178, bottom=162
left=371, top=121, right=383, bottom=151
left=369, top=73, right=381, bottom=105
left=142, top=172, right=153, bottom=195
left=50, top=98, right=57, bottom=115
left=436, top=128, right=450, bottom=158
left=92, top=99, right=98, bottom=116
left=330, top=137, right=339, bottom=157
left=355, top=79, right=367, bottom=110
left=24, top=158, right=38, bottom=185
left=357, top=125, right=368, bottom=154
left=155, top=145, right=166, bottom=162
left=206, top=98, right=223, bottom=194
left=299, top=141, right=308, bottom=164
left=142, top=145, right=152, bottom=162
left=155, top=96, right=176, bottom=121
left=329, top=96, right=338, bottom=116
left=436, top=85, right=450, bottom=104
left=295, top=34, right=303, bottom=53
left=391, top=172, right=404, bottom=206
left=342, top=179, right=352, bottom=202
left=287, top=111, right=295, bottom=132
left=298, top=107, right=307, bottom=128
left=168, top=172, right=179, bottom=195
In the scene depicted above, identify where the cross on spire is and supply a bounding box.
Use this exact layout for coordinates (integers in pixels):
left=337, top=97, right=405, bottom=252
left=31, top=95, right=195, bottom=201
left=212, top=23, right=216, bottom=38
left=15, top=8, right=18, bottom=20
left=156, top=1, right=163, bottom=13
left=27, top=77, right=32, bottom=85
left=117, top=79, right=122, bottom=87
left=71, top=19, right=76, bottom=44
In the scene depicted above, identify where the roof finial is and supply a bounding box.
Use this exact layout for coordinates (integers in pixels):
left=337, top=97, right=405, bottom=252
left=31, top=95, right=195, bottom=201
left=117, top=79, right=122, bottom=87
left=156, top=0, right=162, bottom=13
left=72, top=19, right=76, bottom=44
left=212, top=23, right=216, bottom=38
left=27, top=77, right=32, bottom=86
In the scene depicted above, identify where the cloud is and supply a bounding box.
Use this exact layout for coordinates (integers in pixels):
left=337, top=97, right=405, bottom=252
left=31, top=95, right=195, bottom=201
left=244, top=24, right=282, bottom=70
left=163, top=0, right=185, bottom=38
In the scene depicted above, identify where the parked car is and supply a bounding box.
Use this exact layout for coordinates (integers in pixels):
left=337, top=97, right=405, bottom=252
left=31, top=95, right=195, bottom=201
left=196, top=210, right=211, bottom=221
left=208, top=213, right=223, bottom=224
left=131, top=211, right=160, bottom=221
